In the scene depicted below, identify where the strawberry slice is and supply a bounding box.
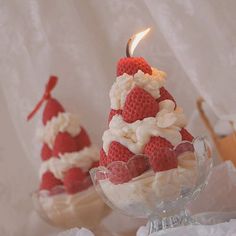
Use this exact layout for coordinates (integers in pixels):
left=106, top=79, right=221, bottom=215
left=107, top=141, right=134, bottom=165
left=63, top=167, right=91, bottom=194
left=41, top=143, right=53, bottom=161
left=107, top=162, right=131, bottom=184
left=43, top=98, right=65, bottom=125
left=175, top=142, right=194, bottom=156
left=95, top=171, right=108, bottom=181
left=74, top=127, right=91, bottom=151
left=53, top=132, right=79, bottom=157
left=40, top=171, right=63, bottom=191
left=180, top=128, right=194, bottom=142
left=123, top=86, right=159, bottom=123
left=117, top=57, right=152, bottom=76
left=149, top=148, right=178, bottom=172
left=156, top=87, right=176, bottom=107
left=127, top=155, right=150, bottom=178
left=144, top=137, right=177, bottom=172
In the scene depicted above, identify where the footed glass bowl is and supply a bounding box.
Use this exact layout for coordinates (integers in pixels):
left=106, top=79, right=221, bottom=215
left=90, top=137, right=212, bottom=235
left=32, top=177, right=111, bottom=230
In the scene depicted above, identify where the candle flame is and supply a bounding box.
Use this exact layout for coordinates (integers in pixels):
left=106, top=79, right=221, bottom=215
left=129, top=28, right=151, bottom=56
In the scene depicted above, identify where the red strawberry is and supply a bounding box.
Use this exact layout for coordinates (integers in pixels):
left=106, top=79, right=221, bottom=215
left=117, top=57, right=152, bottom=77
left=149, top=148, right=178, bottom=172
left=127, top=155, right=150, bottom=178
left=107, top=141, right=134, bottom=164
left=156, top=87, right=176, bottom=107
left=41, top=143, right=53, bottom=161
left=108, top=109, right=122, bottom=124
left=180, top=128, right=194, bottom=142
left=40, top=171, right=63, bottom=191
left=43, top=98, right=65, bottom=125
left=107, top=162, right=131, bottom=184
left=95, top=171, right=108, bottom=181
left=100, top=148, right=108, bottom=166
left=53, top=132, right=79, bottom=157
left=144, top=136, right=173, bottom=159
left=123, top=86, right=159, bottom=123
left=175, top=142, right=194, bottom=156
left=74, top=127, right=91, bottom=151
left=63, top=167, right=91, bottom=194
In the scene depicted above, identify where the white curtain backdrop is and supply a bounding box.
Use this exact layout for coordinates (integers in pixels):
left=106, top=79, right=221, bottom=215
left=0, top=0, right=235, bottom=235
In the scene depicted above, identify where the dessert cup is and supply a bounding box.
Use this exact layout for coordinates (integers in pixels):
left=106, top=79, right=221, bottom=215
left=90, top=137, right=212, bottom=235
left=32, top=177, right=110, bottom=230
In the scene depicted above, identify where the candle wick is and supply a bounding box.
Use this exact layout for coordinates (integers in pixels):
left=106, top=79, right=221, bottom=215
left=126, top=38, right=131, bottom=57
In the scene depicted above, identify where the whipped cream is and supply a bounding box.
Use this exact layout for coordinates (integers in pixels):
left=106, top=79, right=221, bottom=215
left=37, top=112, right=81, bottom=149
left=99, top=171, right=154, bottom=217
left=103, top=100, right=187, bottom=154
left=110, top=68, right=166, bottom=110
left=99, top=153, right=197, bottom=213
left=40, top=146, right=99, bottom=180
left=38, top=186, right=109, bottom=228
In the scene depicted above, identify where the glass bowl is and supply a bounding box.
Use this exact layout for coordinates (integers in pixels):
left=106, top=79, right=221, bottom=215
left=32, top=175, right=111, bottom=230
left=90, top=137, right=212, bottom=234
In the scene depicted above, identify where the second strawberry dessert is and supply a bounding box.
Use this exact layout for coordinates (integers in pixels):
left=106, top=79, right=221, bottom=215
left=29, top=76, right=109, bottom=228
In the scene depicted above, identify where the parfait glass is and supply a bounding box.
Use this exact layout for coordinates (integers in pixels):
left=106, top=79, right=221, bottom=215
left=90, top=137, right=212, bottom=235
left=31, top=175, right=111, bottom=231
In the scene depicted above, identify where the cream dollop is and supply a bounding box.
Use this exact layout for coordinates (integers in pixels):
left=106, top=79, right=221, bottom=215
left=110, top=68, right=166, bottom=110
left=37, top=112, right=81, bottom=149
left=39, top=146, right=99, bottom=180
left=102, top=100, right=187, bottom=154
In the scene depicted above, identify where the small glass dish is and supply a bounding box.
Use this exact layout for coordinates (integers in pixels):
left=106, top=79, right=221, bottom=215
left=90, top=137, right=212, bottom=235
left=32, top=176, right=111, bottom=230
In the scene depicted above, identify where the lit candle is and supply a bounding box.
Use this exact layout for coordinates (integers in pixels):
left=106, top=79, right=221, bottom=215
left=126, top=28, right=151, bottom=57
left=117, top=28, right=152, bottom=77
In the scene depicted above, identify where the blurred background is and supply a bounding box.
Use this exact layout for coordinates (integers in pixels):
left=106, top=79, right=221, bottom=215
left=0, top=0, right=236, bottom=235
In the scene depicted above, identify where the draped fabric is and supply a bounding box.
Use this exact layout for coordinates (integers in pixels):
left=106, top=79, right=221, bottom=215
left=0, top=1, right=235, bottom=235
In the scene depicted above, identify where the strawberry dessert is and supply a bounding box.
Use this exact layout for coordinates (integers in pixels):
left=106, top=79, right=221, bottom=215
left=29, top=76, right=109, bottom=228
left=94, top=56, right=198, bottom=217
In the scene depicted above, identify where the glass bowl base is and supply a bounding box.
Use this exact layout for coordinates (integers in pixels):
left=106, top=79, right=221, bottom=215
left=147, top=210, right=197, bottom=234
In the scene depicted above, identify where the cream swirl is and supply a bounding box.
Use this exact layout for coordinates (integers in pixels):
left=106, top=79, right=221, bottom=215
left=37, top=112, right=81, bottom=149
left=110, top=68, right=166, bottom=110
left=102, top=100, right=187, bottom=154
left=39, top=146, right=99, bottom=180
